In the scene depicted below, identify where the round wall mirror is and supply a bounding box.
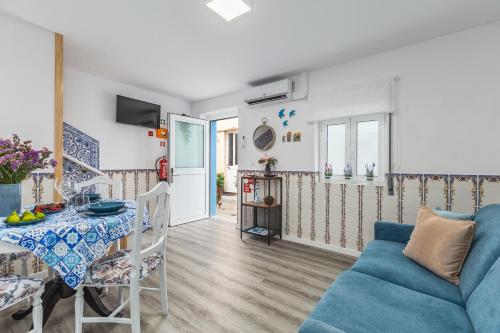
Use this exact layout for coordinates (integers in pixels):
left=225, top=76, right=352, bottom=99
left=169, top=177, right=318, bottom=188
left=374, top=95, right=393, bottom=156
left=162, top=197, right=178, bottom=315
left=253, top=119, right=276, bottom=151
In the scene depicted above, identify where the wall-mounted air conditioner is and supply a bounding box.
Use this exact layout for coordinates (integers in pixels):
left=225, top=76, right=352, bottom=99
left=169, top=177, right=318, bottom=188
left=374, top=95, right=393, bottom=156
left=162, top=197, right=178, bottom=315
left=244, top=79, right=293, bottom=107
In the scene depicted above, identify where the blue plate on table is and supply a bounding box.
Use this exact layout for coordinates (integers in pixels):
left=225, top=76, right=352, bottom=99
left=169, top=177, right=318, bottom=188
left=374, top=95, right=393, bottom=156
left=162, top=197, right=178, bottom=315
left=82, top=207, right=127, bottom=217
left=87, top=201, right=125, bottom=213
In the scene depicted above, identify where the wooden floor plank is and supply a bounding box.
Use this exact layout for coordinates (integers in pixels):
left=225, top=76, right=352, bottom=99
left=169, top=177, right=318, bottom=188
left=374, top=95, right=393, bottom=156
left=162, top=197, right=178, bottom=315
left=0, top=219, right=354, bottom=333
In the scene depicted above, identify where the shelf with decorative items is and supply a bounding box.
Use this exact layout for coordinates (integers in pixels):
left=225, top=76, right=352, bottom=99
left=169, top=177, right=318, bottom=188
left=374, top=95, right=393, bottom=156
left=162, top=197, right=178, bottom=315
left=240, top=175, right=282, bottom=245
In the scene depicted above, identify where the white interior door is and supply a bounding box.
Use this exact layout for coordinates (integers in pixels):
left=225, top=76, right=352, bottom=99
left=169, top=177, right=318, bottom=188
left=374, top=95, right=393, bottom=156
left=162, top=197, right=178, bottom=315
left=169, top=114, right=209, bottom=226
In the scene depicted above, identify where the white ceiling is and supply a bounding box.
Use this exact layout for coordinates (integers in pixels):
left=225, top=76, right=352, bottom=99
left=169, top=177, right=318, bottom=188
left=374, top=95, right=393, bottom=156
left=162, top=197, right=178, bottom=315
left=2, top=0, right=500, bottom=101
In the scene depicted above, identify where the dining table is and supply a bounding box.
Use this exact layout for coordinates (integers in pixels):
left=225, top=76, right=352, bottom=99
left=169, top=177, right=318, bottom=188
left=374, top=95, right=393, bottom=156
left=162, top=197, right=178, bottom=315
left=0, top=200, right=149, bottom=327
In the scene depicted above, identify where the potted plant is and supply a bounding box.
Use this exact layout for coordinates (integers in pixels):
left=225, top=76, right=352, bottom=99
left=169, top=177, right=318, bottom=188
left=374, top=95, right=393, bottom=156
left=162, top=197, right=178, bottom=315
left=324, top=163, right=333, bottom=179
left=0, top=134, right=56, bottom=216
left=344, top=163, right=353, bottom=180
left=365, top=162, right=376, bottom=181
left=216, top=173, right=224, bottom=208
left=258, top=154, right=278, bottom=177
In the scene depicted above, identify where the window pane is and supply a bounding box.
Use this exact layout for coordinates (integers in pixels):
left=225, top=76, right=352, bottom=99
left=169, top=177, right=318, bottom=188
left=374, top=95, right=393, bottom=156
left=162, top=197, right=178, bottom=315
left=228, top=133, right=234, bottom=166
left=357, top=121, right=379, bottom=176
left=327, top=124, right=345, bottom=174
left=175, top=121, right=204, bottom=168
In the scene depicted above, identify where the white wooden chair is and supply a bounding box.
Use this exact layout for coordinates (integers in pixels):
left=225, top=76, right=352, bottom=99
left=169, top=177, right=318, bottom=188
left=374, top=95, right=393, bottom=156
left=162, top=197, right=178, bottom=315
left=74, top=175, right=123, bottom=200
left=74, top=182, right=171, bottom=333
left=0, top=255, right=44, bottom=333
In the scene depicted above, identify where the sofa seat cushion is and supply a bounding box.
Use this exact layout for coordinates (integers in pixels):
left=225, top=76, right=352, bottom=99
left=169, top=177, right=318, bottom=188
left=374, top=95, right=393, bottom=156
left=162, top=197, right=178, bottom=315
left=304, top=270, right=473, bottom=333
left=351, top=240, right=464, bottom=306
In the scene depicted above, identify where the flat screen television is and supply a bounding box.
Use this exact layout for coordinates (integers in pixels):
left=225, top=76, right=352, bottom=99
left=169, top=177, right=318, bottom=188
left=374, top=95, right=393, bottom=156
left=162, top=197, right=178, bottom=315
left=116, top=95, right=160, bottom=129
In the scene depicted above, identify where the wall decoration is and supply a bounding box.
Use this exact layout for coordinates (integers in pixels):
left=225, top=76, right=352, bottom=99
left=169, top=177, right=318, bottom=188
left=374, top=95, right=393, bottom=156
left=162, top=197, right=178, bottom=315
left=160, top=141, right=166, bottom=147
left=63, top=122, right=100, bottom=185
left=253, top=118, right=276, bottom=151
left=148, top=131, right=154, bottom=137
left=160, top=117, right=167, bottom=126
left=277, top=108, right=296, bottom=128
left=282, top=135, right=286, bottom=143
left=278, top=109, right=286, bottom=119
left=287, top=131, right=292, bottom=142
left=293, top=132, right=301, bottom=142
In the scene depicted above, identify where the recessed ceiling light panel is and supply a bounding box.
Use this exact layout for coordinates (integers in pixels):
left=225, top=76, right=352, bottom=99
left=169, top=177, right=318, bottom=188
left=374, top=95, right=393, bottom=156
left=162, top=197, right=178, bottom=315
left=206, top=0, right=251, bottom=22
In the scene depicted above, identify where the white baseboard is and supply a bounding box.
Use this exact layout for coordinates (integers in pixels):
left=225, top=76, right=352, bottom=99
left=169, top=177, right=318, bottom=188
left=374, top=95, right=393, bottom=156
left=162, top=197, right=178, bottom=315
left=282, top=235, right=361, bottom=258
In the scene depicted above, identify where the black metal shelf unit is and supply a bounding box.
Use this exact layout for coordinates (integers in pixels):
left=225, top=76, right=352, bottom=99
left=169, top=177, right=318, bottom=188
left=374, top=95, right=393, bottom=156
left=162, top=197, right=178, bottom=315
left=240, top=175, right=283, bottom=245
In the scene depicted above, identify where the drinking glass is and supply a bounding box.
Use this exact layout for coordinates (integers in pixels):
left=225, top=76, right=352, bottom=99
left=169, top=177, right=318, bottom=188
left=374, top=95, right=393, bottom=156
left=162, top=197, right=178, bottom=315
left=73, top=194, right=90, bottom=213
left=55, top=178, right=77, bottom=210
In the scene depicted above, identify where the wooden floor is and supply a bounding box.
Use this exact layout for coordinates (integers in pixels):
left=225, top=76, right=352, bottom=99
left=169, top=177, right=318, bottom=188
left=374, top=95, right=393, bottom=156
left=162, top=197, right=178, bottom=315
left=2, top=219, right=354, bottom=333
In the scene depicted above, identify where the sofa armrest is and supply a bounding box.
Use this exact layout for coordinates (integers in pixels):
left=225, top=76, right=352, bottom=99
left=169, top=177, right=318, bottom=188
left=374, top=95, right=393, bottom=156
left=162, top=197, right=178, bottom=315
left=299, top=319, right=346, bottom=333
left=374, top=221, right=414, bottom=244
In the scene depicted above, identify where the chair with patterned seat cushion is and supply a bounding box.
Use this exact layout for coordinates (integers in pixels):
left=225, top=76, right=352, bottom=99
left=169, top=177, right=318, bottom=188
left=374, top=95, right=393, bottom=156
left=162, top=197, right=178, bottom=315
left=0, top=275, right=44, bottom=332
left=74, top=182, right=171, bottom=333
left=84, top=249, right=163, bottom=285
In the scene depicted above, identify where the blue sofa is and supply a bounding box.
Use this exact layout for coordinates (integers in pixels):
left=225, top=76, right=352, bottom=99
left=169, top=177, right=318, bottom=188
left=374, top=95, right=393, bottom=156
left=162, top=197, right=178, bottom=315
left=299, top=204, right=500, bottom=333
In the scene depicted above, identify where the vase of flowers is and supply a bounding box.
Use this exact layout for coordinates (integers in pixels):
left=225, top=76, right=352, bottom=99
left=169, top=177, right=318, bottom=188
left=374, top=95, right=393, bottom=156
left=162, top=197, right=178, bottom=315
left=0, top=134, right=56, bottom=216
left=365, top=162, right=376, bottom=181
left=324, top=163, right=333, bottom=179
left=344, top=163, right=353, bottom=180
left=258, top=154, right=277, bottom=177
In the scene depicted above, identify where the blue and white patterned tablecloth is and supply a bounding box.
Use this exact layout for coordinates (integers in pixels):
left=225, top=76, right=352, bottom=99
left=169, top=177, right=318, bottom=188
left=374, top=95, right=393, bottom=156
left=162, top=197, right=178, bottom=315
left=0, top=201, right=149, bottom=288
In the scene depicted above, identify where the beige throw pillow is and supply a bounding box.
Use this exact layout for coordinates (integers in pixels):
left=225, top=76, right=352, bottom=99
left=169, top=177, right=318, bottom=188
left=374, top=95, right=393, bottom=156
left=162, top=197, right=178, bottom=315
left=403, top=206, right=475, bottom=284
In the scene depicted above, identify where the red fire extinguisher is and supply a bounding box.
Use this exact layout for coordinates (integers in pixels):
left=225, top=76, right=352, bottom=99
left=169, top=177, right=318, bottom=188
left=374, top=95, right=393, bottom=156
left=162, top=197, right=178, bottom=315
left=156, top=156, right=169, bottom=182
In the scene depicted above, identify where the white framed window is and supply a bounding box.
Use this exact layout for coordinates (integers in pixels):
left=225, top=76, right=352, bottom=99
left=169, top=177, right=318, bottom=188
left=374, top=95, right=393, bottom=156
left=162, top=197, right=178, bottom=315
left=320, top=114, right=387, bottom=180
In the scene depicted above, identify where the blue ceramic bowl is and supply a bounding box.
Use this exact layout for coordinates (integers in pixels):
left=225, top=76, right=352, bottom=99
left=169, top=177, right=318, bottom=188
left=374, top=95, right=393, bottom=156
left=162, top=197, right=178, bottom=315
left=87, top=201, right=125, bottom=213
left=84, top=193, right=101, bottom=203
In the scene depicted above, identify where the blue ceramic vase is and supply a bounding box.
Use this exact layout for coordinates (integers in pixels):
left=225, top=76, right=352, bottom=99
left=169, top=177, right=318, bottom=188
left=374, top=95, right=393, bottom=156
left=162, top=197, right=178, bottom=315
left=0, top=184, right=21, bottom=217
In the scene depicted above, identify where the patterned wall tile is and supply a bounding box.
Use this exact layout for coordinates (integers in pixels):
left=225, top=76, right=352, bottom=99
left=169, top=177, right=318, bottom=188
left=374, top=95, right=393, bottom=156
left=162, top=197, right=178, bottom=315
left=423, top=175, right=448, bottom=213
left=450, top=175, right=477, bottom=214
left=344, top=184, right=358, bottom=250
left=63, top=122, right=99, bottom=169
left=479, top=176, right=500, bottom=208
left=401, top=174, right=423, bottom=225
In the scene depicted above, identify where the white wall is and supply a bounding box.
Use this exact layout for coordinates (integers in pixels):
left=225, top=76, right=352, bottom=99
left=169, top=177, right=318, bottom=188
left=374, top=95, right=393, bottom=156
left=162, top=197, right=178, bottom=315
left=192, top=21, right=500, bottom=175
left=0, top=13, right=55, bottom=153
left=64, top=68, right=190, bottom=170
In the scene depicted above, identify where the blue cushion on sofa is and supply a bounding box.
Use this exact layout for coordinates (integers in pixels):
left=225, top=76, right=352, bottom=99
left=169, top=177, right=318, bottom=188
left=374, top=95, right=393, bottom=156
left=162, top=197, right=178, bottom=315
left=303, top=270, right=474, bottom=333
left=459, top=204, right=500, bottom=301
left=351, top=240, right=465, bottom=306
left=466, top=256, right=500, bottom=332
left=434, top=207, right=475, bottom=221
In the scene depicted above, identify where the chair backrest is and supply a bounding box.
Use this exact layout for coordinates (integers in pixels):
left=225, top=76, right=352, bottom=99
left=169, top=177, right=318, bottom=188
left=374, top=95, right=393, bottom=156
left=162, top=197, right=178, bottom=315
left=131, top=182, right=171, bottom=273
left=74, top=175, right=123, bottom=200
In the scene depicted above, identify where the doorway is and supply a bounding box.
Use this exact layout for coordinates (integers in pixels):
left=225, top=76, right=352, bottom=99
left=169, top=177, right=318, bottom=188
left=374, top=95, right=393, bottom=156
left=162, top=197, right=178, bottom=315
left=211, top=117, right=238, bottom=222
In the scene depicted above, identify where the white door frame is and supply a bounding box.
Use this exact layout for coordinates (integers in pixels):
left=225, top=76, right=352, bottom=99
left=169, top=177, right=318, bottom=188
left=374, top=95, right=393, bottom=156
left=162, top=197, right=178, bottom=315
left=169, top=114, right=209, bottom=225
